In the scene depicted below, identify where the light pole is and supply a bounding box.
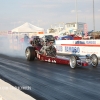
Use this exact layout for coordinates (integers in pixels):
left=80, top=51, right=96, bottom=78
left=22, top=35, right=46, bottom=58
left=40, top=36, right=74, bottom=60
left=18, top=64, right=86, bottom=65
left=75, top=0, right=78, bottom=34
left=93, top=0, right=95, bottom=32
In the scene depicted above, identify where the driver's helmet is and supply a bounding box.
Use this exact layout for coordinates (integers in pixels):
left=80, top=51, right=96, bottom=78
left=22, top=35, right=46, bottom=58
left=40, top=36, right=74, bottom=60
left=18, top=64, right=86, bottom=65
left=48, top=40, right=54, bottom=44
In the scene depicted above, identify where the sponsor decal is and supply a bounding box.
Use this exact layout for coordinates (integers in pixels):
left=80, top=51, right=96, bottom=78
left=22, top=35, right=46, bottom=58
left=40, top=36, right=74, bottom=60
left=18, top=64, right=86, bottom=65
left=75, top=40, right=96, bottom=44
left=38, top=55, right=40, bottom=59
left=45, top=59, right=48, bottom=61
left=86, top=41, right=96, bottom=44
left=52, top=60, right=56, bottom=63
left=65, top=46, right=80, bottom=53
left=48, top=59, right=51, bottom=62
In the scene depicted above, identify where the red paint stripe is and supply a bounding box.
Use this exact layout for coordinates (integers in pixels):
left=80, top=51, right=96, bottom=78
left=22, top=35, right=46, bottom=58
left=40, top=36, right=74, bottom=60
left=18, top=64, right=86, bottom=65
left=61, top=44, right=100, bottom=47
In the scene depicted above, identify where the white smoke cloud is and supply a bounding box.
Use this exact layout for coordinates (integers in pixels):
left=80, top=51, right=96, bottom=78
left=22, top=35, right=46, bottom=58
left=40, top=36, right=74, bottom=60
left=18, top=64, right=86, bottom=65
left=0, top=35, right=31, bottom=58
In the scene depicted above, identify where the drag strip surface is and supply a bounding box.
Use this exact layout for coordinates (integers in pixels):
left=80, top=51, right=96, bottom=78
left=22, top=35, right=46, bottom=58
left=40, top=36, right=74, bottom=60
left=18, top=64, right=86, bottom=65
left=0, top=54, right=100, bottom=100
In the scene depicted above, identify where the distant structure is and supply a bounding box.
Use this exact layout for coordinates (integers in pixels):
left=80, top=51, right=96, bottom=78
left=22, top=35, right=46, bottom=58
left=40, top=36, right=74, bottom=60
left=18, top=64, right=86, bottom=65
left=47, top=26, right=64, bottom=36
left=47, top=22, right=86, bottom=37
left=65, top=22, right=85, bottom=35
left=10, top=22, right=44, bottom=38
left=0, top=31, right=8, bottom=35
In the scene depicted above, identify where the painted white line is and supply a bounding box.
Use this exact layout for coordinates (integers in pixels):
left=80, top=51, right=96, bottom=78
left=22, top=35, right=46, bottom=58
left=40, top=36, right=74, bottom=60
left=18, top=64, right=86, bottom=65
left=0, top=79, right=35, bottom=100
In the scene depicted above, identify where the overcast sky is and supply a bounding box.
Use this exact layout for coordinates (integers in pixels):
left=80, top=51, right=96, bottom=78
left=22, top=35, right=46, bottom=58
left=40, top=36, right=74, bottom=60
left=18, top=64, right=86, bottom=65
left=0, top=0, right=100, bottom=31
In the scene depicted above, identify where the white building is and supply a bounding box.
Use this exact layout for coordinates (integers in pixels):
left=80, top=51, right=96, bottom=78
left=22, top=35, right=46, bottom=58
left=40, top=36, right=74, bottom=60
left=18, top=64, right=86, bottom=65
left=65, top=22, right=85, bottom=35
left=46, top=22, right=86, bottom=37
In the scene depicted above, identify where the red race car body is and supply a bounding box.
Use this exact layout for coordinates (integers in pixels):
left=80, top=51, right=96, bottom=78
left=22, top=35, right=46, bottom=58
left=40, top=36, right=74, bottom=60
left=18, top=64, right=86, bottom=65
left=25, top=46, right=98, bottom=69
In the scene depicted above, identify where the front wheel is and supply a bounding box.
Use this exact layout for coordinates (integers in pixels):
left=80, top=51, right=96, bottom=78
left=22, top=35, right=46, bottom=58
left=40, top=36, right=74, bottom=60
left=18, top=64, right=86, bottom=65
left=90, top=54, right=98, bottom=67
left=25, top=46, right=36, bottom=61
left=69, top=55, right=77, bottom=69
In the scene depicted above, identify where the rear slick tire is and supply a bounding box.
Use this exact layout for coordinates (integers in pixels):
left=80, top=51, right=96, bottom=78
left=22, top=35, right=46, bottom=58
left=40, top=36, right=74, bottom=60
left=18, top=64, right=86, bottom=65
left=25, top=46, right=35, bottom=61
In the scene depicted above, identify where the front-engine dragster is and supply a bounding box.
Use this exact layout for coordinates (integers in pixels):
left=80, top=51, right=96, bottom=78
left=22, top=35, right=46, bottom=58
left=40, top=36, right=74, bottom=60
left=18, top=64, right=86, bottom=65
left=25, top=36, right=98, bottom=69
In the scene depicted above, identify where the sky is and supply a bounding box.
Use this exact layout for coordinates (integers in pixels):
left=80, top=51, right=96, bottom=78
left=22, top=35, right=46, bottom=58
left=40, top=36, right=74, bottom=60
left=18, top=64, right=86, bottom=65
left=0, top=0, right=100, bottom=31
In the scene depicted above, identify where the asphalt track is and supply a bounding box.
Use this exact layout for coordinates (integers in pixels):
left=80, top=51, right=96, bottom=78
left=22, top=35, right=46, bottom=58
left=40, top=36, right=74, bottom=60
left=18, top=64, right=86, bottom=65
left=0, top=54, right=100, bottom=100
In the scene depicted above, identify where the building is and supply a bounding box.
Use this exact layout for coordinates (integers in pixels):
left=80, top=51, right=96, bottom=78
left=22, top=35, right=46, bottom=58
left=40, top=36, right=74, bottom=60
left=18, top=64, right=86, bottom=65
left=65, top=22, right=85, bottom=36
left=46, top=22, right=86, bottom=37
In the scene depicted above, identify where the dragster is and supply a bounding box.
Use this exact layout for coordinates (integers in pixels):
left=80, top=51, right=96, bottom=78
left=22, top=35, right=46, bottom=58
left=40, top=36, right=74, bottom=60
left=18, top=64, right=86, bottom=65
left=25, top=37, right=98, bottom=69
